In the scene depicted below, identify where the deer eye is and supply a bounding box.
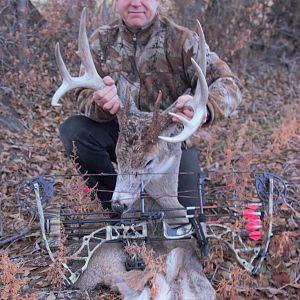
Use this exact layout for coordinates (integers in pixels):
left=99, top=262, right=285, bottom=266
left=145, top=160, right=153, bottom=168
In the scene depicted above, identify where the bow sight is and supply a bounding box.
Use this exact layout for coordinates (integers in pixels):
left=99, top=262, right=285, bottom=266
left=17, top=171, right=286, bottom=285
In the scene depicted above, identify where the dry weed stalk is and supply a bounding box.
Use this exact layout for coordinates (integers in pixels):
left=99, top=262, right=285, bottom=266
left=224, top=127, right=234, bottom=170
left=224, top=120, right=254, bottom=200
left=266, top=117, right=299, bottom=155
left=203, top=243, right=225, bottom=276
left=203, top=126, right=218, bottom=168
left=46, top=225, right=68, bottom=289
left=64, top=174, right=96, bottom=213
left=124, top=243, right=165, bottom=298
left=63, top=144, right=104, bottom=213
left=0, top=252, right=36, bottom=300
left=236, top=136, right=254, bottom=199
left=224, top=119, right=253, bottom=169
left=216, top=264, right=257, bottom=299
left=270, top=231, right=296, bottom=261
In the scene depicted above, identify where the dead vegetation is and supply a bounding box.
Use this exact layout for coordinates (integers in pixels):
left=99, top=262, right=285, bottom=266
left=45, top=226, right=68, bottom=289
left=0, top=252, right=36, bottom=299
left=124, top=243, right=166, bottom=298
left=0, top=0, right=299, bottom=299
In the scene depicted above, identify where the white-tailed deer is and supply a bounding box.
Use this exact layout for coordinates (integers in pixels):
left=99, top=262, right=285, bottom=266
left=53, top=8, right=213, bottom=299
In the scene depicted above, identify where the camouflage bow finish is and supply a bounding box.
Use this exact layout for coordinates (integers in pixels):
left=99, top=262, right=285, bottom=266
left=18, top=171, right=283, bottom=285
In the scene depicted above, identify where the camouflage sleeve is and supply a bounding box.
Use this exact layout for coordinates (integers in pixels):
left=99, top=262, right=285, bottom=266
left=183, top=32, right=243, bottom=125
left=75, top=29, right=116, bottom=123
left=205, top=47, right=243, bottom=125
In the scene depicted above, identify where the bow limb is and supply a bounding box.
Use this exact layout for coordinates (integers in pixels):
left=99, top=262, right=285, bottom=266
left=205, top=224, right=258, bottom=273
left=252, top=177, right=274, bottom=275
left=34, top=183, right=71, bottom=284
left=34, top=181, right=147, bottom=286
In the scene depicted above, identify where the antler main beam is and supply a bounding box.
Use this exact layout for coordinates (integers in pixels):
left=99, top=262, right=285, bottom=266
left=52, top=8, right=104, bottom=106
left=158, top=21, right=208, bottom=143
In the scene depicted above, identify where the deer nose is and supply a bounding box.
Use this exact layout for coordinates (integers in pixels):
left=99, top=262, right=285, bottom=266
left=112, top=201, right=127, bottom=213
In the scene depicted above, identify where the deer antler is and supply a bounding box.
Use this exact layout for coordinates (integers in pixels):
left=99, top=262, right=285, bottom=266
left=118, top=86, right=132, bottom=130
left=195, top=20, right=206, bottom=76
left=158, top=21, right=208, bottom=143
left=51, top=8, right=104, bottom=106
left=148, top=90, right=163, bottom=143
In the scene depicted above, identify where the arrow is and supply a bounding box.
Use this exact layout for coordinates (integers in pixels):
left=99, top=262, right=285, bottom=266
left=243, top=209, right=261, bottom=220
left=249, top=231, right=261, bottom=241
left=246, top=220, right=262, bottom=231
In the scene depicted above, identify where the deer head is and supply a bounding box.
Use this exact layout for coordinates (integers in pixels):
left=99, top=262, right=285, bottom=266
left=112, top=90, right=182, bottom=212
left=52, top=8, right=208, bottom=214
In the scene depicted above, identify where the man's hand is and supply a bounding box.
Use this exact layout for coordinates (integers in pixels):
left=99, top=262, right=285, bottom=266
left=172, top=95, right=207, bottom=126
left=93, top=76, right=121, bottom=115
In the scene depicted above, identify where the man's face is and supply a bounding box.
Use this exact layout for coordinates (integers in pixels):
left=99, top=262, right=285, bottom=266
left=116, top=0, right=160, bottom=29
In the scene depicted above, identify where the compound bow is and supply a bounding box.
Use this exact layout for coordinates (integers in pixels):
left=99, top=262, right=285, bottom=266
left=17, top=171, right=286, bottom=285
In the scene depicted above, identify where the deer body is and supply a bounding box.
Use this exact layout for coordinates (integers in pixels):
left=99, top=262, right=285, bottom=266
left=75, top=239, right=215, bottom=300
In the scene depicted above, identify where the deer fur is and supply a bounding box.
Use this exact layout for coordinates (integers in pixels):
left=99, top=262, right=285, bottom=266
left=75, top=239, right=215, bottom=300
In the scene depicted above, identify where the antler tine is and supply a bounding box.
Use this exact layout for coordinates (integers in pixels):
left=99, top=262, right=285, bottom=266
left=196, top=20, right=206, bottom=76
left=118, top=85, right=131, bottom=129
left=52, top=7, right=104, bottom=106
left=148, top=90, right=162, bottom=142
left=158, top=58, right=208, bottom=143
left=77, top=8, right=101, bottom=80
left=154, top=90, right=162, bottom=114
left=51, top=43, right=72, bottom=106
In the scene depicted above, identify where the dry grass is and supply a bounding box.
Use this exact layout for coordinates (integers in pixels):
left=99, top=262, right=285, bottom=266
left=216, top=264, right=258, bottom=299
left=265, top=117, right=300, bottom=156
left=0, top=252, right=36, bottom=300
left=45, top=226, right=68, bottom=289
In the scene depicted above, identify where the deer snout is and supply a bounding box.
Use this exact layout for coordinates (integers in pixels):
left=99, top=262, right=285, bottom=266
left=111, top=201, right=128, bottom=214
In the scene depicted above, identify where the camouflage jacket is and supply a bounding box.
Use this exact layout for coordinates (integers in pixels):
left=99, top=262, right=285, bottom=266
left=77, top=14, right=242, bottom=125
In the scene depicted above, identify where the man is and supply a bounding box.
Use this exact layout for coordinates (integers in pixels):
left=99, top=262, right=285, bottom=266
left=60, top=0, right=242, bottom=210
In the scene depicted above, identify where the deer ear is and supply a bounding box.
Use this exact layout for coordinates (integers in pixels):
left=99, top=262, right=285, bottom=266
left=117, top=77, right=141, bottom=129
